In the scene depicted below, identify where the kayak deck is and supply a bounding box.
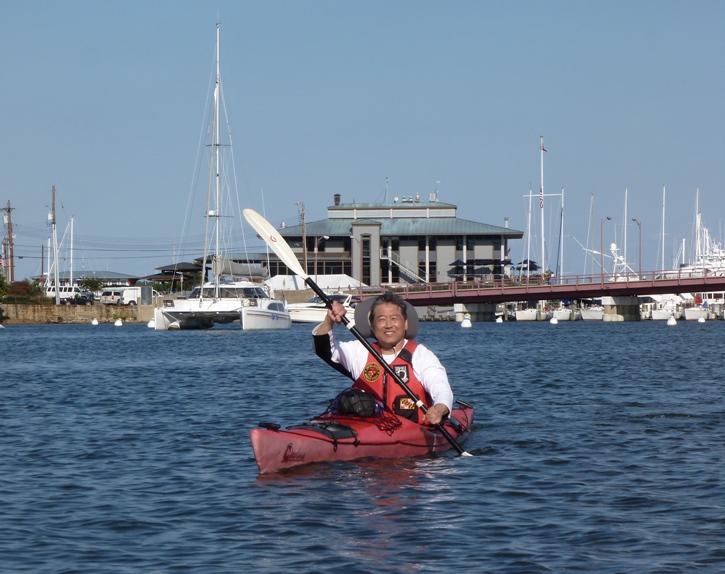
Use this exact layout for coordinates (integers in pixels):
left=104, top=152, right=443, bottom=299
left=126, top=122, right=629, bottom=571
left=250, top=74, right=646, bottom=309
left=250, top=401, right=474, bottom=474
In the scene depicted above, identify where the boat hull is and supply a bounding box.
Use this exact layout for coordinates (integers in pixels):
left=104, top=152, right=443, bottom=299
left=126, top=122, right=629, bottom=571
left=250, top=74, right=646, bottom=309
left=251, top=404, right=474, bottom=474
left=154, top=297, right=291, bottom=330
left=651, top=309, right=681, bottom=321
left=552, top=308, right=572, bottom=321
left=515, top=307, right=551, bottom=321
left=684, top=306, right=709, bottom=321
left=287, top=294, right=359, bottom=323
left=287, top=306, right=328, bottom=323
left=154, top=300, right=240, bottom=330
left=515, top=308, right=539, bottom=321
left=580, top=307, right=604, bottom=320
left=242, top=307, right=292, bottom=330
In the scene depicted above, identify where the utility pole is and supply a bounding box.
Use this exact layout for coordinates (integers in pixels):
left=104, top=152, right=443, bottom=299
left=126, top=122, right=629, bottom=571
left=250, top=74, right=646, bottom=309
left=51, top=186, right=60, bottom=305
left=2, top=200, right=15, bottom=282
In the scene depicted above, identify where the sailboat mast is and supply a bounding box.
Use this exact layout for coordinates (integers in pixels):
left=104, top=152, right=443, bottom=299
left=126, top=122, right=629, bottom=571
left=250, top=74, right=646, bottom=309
left=70, top=215, right=74, bottom=287
left=661, top=185, right=666, bottom=270
left=213, top=23, right=221, bottom=298
left=540, top=135, right=545, bottom=276
left=559, top=187, right=564, bottom=281
left=584, top=193, right=594, bottom=275
left=695, top=186, right=700, bottom=262
left=525, top=186, right=533, bottom=281
left=623, top=188, right=628, bottom=270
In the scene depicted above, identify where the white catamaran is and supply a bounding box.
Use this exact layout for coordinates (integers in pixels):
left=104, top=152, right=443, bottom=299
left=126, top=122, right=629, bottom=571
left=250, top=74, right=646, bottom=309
left=155, top=24, right=291, bottom=331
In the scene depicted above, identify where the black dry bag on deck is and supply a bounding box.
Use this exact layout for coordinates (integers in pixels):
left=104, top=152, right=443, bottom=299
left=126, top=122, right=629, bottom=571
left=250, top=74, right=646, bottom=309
left=332, top=388, right=381, bottom=417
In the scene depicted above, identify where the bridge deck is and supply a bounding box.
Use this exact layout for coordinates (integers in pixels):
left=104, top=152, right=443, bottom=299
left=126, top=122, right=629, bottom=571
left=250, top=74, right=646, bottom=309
left=353, top=270, right=725, bottom=306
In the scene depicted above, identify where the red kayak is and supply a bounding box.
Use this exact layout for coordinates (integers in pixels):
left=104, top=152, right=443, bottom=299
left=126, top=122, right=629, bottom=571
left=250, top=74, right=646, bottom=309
left=250, top=400, right=474, bottom=474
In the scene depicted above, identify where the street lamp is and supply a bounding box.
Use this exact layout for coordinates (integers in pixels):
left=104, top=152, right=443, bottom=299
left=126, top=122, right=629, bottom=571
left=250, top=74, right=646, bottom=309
left=632, top=218, right=642, bottom=279
left=314, top=235, right=329, bottom=283
left=600, top=216, right=611, bottom=283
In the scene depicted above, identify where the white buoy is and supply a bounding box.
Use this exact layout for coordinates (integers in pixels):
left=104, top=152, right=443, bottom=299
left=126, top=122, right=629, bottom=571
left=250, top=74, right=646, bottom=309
left=461, top=313, right=472, bottom=328
left=147, top=318, right=155, bottom=328
left=114, top=318, right=123, bottom=327
left=168, top=321, right=181, bottom=330
left=667, top=315, right=677, bottom=326
left=91, top=318, right=99, bottom=326
left=495, top=316, right=503, bottom=323
left=550, top=317, right=559, bottom=325
left=698, top=316, right=706, bottom=323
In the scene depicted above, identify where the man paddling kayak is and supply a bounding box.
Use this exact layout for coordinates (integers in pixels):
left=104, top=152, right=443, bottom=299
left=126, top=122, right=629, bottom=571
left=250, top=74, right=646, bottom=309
left=313, top=291, right=453, bottom=425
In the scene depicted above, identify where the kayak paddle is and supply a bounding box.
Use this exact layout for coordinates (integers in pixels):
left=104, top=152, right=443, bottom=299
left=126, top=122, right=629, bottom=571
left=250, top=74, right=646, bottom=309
left=243, top=208, right=472, bottom=457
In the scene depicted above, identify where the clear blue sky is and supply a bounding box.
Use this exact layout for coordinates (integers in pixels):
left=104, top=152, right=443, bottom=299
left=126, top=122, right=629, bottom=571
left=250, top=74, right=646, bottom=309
left=1, top=0, right=723, bottom=281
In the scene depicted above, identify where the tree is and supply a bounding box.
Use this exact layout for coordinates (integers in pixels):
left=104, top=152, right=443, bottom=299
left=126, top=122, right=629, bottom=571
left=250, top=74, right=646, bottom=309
left=0, top=273, right=8, bottom=299
left=79, top=277, right=104, bottom=294
left=7, top=280, right=33, bottom=297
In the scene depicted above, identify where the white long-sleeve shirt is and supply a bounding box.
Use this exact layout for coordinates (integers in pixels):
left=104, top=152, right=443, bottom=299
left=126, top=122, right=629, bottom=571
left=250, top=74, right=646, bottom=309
left=312, top=325, right=454, bottom=412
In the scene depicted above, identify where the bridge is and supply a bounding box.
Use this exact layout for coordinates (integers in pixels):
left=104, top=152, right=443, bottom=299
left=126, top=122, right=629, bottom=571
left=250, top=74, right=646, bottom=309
left=354, top=270, right=725, bottom=306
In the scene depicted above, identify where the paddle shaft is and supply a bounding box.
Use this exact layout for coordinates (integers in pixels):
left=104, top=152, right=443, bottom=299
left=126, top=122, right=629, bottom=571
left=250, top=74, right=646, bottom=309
left=304, top=277, right=469, bottom=456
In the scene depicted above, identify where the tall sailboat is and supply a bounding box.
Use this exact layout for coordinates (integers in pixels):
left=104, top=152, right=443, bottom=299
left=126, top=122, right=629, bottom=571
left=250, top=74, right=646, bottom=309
left=516, top=136, right=552, bottom=321
left=155, top=24, right=291, bottom=331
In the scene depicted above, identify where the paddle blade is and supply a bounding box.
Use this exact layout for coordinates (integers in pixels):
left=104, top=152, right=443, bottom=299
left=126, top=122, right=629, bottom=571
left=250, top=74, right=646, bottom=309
left=243, top=208, right=308, bottom=279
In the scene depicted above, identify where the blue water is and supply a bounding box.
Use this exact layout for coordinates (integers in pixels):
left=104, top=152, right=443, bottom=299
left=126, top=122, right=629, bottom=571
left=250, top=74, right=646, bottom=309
left=1, top=321, right=723, bottom=573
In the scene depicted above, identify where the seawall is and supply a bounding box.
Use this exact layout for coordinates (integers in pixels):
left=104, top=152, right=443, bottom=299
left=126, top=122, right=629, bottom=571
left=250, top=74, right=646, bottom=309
left=1, top=304, right=154, bottom=325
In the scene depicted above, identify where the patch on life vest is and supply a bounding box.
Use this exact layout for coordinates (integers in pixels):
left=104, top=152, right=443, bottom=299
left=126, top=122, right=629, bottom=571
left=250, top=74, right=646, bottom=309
left=398, top=397, right=416, bottom=411
left=363, top=362, right=381, bottom=382
left=394, top=365, right=409, bottom=383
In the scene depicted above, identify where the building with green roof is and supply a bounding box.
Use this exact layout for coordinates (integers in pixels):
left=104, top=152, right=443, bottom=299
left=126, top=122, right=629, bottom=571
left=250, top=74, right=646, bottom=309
left=275, top=193, right=523, bottom=287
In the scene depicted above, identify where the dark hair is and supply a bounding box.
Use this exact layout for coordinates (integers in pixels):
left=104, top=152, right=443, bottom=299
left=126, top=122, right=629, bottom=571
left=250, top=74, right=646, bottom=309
left=369, top=291, right=407, bottom=323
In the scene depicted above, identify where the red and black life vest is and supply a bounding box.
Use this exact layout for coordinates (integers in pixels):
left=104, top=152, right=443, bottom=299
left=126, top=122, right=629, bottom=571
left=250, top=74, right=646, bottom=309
left=353, top=340, right=432, bottom=424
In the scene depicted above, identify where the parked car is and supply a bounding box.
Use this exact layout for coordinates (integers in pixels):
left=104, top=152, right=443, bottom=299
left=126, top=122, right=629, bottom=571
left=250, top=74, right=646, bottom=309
left=100, top=290, right=124, bottom=305
left=63, top=292, right=95, bottom=306
left=46, top=285, right=85, bottom=302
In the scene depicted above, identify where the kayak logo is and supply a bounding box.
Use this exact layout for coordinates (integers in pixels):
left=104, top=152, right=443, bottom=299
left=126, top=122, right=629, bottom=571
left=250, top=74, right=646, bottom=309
left=363, top=362, right=381, bottom=383
left=283, top=443, right=305, bottom=462
left=394, top=365, right=409, bottom=383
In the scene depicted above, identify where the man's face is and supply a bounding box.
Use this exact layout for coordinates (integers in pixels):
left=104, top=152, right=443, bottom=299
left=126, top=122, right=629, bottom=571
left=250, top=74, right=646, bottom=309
left=371, top=303, right=408, bottom=349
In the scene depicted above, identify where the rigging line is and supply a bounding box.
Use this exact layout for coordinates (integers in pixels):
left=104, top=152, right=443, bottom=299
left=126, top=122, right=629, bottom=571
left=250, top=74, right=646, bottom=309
left=219, top=78, right=250, bottom=268
left=177, top=46, right=217, bottom=267
left=260, top=188, right=271, bottom=275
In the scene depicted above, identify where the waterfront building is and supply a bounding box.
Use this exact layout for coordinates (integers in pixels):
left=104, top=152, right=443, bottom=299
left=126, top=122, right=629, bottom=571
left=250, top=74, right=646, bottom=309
left=274, top=193, right=523, bottom=287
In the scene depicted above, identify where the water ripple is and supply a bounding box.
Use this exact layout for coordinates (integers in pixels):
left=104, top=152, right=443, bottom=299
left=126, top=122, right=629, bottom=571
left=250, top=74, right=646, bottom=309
left=1, top=322, right=724, bottom=572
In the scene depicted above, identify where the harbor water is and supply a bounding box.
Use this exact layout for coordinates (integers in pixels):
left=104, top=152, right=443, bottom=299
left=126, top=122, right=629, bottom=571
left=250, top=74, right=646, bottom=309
left=1, top=321, right=723, bottom=572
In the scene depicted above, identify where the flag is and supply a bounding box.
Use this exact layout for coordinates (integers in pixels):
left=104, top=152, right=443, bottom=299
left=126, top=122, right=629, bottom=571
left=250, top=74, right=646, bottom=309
left=539, top=187, right=544, bottom=208
left=541, top=144, right=547, bottom=152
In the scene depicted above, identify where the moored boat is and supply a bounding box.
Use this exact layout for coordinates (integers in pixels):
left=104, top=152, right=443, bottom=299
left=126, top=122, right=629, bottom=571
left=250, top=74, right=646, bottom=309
left=155, top=278, right=290, bottom=331
left=155, top=24, right=291, bottom=332
left=287, top=293, right=360, bottom=323
left=580, top=304, right=604, bottom=321
left=251, top=400, right=474, bottom=474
